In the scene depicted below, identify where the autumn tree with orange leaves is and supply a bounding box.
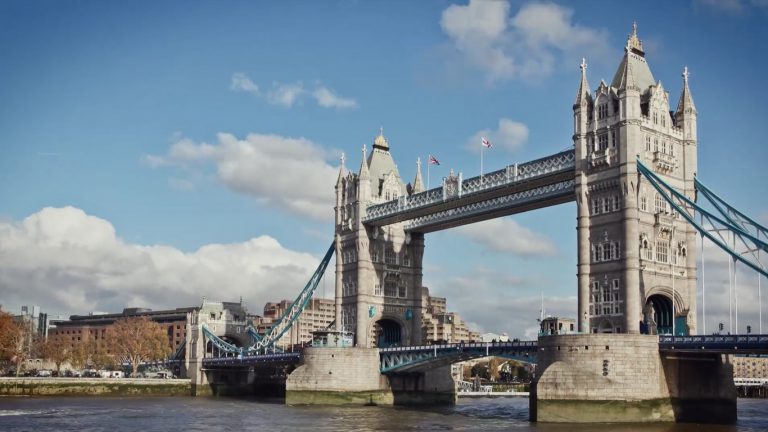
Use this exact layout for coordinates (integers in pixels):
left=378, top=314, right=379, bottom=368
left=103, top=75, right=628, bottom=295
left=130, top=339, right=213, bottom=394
left=106, top=316, right=171, bottom=376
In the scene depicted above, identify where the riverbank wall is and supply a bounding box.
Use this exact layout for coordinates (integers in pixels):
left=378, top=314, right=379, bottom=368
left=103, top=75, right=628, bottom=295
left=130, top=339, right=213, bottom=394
left=0, top=378, right=191, bottom=396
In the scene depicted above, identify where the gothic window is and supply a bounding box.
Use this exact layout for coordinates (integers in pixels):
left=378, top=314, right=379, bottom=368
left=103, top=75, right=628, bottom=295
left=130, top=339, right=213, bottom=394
left=598, top=104, right=608, bottom=119
left=596, top=245, right=603, bottom=262
left=610, top=242, right=619, bottom=260
left=654, top=193, right=666, bottom=214
left=612, top=196, right=621, bottom=211
left=640, top=195, right=648, bottom=212
left=643, top=243, right=654, bottom=261
left=385, top=248, right=397, bottom=265
left=374, top=283, right=382, bottom=296
left=612, top=279, right=620, bottom=290
left=661, top=116, right=666, bottom=127
left=656, top=241, right=669, bottom=263
left=371, top=246, right=380, bottom=263
left=602, top=286, right=611, bottom=302
left=603, top=244, right=611, bottom=261
left=603, top=306, right=611, bottom=315
left=403, top=252, right=411, bottom=267
left=592, top=281, right=600, bottom=292
left=592, top=199, right=600, bottom=215
left=662, top=141, right=667, bottom=154
left=646, top=136, right=651, bottom=152
left=653, top=112, right=658, bottom=124
left=398, top=281, right=407, bottom=298
left=384, top=279, right=398, bottom=297
left=670, top=143, right=675, bottom=157
left=611, top=129, right=617, bottom=147
left=654, top=138, right=659, bottom=152
left=598, top=134, right=608, bottom=150
left=603, top=198, right=610, bottom=213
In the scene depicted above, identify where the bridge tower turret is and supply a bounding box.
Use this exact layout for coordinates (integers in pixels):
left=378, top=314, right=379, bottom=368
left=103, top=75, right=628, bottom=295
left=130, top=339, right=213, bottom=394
left=574, top=23, right=698, bottom=335
left=334, top=130, right=425, bottom=347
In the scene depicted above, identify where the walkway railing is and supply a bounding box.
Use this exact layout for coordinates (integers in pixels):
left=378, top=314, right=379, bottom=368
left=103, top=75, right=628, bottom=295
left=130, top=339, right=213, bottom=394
left=363, top=150, right=575, bottom=223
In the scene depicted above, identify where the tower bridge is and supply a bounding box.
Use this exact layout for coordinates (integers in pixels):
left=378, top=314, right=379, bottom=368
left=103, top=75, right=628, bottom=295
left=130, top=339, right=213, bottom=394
left=186, top=24, right=767, bottom=424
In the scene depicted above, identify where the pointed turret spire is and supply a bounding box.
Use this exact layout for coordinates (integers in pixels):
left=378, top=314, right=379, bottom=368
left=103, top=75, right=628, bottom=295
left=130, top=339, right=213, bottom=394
left=626, top=20, right=644, bottom=55
left=358, top=144, right=370, bottom=180
left=574, top=58, right=591, bottom=105
left=412, top=157, right=424, bottom=194
left=611, top=22, right=655, bottom=92
left=336, top=152, right=346, bottom=186
left=676, top=66, right=696, bottom=115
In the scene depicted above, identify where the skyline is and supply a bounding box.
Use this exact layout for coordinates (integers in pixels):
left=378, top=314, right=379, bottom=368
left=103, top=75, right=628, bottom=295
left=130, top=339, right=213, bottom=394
left=1, top=0, right=767, bottom=339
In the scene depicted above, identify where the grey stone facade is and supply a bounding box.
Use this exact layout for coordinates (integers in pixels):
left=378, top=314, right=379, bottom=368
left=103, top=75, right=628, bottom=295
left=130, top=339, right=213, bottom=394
left=574, top=24, right=698, bottom=335
left=334, top=131, right=425, bottom=347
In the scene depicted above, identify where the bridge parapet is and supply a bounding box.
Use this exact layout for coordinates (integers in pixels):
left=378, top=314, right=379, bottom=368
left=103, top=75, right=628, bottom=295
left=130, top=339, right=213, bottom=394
left=363, top=150, right=575, bottom=225
left=380, top=341, right=538, bottom=373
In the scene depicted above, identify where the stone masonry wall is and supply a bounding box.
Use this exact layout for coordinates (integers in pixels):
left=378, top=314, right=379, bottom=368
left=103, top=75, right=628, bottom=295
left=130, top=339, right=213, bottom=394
left=535, top=334, right=668, bottom=401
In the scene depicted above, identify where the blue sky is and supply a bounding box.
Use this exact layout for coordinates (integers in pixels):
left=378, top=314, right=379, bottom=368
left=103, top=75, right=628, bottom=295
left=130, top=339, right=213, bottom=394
left=1, top=0, right=767, bottom=338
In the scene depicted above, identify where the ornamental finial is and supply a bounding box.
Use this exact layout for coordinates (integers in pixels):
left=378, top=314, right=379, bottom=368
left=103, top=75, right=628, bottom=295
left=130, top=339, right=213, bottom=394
left=580, top=58, right=587, bottom=72
left=682, top=66, right=690, bottom=83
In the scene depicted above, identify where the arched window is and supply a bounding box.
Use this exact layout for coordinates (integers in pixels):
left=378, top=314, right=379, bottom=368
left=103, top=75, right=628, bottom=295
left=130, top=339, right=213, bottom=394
left=385, top=248, right=397, bottom=265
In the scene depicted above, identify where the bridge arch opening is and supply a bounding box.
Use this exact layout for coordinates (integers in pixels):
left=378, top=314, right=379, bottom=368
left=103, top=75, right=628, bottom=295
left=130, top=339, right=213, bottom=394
left=645, top=294, right=673, bottom=335
left=375, top=318, right=402, bottom=348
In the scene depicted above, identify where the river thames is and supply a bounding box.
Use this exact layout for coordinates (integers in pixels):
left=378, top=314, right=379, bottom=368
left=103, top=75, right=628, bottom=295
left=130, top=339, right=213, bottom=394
left=0, top=397, right=766, bottom=431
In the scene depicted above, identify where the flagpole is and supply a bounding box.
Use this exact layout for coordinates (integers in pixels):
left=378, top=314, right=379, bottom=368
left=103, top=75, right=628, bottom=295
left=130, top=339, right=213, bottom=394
left=427, top=159, right=430, bottom=190
left=480, top=144, right=484, bottom=183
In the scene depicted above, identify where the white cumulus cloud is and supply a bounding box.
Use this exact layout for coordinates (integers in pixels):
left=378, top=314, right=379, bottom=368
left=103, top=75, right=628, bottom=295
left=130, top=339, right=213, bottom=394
left=0, top=207, right=321, bottom=316
left=454, top=218, right=557, bottom=257
left=231, top=74, right=357, bottom=110
left=146, top=132, right=339, bottom=221
left=467, top=118, right=529, bottom=153
left=440, top=0, right=609, bottom=82
left=230, top=72, right=260, bottom=95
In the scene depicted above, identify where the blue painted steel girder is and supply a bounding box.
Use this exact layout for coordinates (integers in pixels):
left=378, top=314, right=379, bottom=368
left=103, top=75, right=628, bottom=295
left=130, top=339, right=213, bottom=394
left=659, top=335, right=768, bottom=354
left=202, top=352, right=300, bottom=368
left=380, top=341, right=538, bottom=373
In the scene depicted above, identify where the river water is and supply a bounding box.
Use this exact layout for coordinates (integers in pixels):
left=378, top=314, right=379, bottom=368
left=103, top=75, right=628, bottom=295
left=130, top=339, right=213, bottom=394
left=0, top=397, right=766, bottom=431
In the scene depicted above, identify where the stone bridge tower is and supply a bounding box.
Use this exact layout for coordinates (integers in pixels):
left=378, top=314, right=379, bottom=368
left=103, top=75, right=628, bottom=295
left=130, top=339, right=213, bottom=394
left=334, top=130, right=425, bottom=347
left=574, top=24, right=698, bottom=335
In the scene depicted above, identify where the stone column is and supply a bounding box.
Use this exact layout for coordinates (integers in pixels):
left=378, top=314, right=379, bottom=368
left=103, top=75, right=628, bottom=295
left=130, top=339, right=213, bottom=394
left=334, top=234, right=343, bottom=330
left=576, top=183, right=591, bottom=333
left=623, top=168, right=641, bottom=334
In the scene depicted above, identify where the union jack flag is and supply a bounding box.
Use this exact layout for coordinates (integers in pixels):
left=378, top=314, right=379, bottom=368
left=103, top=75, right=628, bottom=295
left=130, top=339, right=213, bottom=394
left=481, top=137, right=492, bottom=148
left=428, top=154, right=440, bottom=165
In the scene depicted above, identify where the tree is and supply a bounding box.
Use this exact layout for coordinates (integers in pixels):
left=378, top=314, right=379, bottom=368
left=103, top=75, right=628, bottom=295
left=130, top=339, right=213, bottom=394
left=39, top=337, right=70, bottom=374
left=69, top=340, right=90, bottom=370
left=0, top=313, right=33, bottom=376
left=106, top=316, right=171, bottom=376
left=488, top=357, right=501, bottom=382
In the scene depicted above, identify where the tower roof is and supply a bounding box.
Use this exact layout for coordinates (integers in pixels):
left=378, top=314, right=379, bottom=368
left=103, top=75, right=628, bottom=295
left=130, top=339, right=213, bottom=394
left=611, top=22, right=655, bottom=93
left=365, top=128, right=406, bottom=196
left=676, top=66, right=696, bottom=115
left=574, top=58, right=592, bottom=105
left=412, top=157, right=424, bottom=194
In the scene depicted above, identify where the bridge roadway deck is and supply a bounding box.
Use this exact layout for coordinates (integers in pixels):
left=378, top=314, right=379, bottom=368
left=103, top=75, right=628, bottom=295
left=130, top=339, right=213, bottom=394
left=362, top=150, right=576, bottom=232
left=199, top=334, right=767, bottom=370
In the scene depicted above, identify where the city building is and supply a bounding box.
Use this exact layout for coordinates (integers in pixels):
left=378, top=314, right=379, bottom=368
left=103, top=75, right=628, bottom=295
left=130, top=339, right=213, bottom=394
left=422, top=288, right=480, bottom=343
left=732, top=356, right=768, bottom=379
left=49, top=306, right=198, bottom=354
left=254, top=298, right=335, bottom=349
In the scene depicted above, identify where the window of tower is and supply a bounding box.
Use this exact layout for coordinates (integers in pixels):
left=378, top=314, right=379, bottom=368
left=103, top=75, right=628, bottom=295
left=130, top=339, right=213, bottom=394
left=603, top=198, right=610, bottom=213
left=374, top=283, right=382, bottom=296
left=654, top=138, right=659, bottom=152
left=655, top=193, right=666, bottom=214
left=646, top=136, right=651, bottom=152
left=603, top=244, right=611, bottom=261
left=613, top=196, right=621, bottom=211
left=640, top=195, right=648, bottom=212
left=662, top=141, right=667, bottom=154
left=384, top=279, right=398, bottom=297
left=398, top=281, right=407, bottom=298
left=592, top=199, right=600, bottom=215
left=596, top=245, right=603, bottom=262
left=598, top=134, right=608, bottom=150
left=611, top=129, right=617, bottom=147
left=656, top=241, right=669, bottom=263
left=385, top=248, right=397, bottom=265
left=598, top=104, right=608, bottom=119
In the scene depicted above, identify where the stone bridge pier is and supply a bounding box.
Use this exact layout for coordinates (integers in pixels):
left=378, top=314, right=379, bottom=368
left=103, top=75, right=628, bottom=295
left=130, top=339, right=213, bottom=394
left=531, top=334, right=736, bottom=424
